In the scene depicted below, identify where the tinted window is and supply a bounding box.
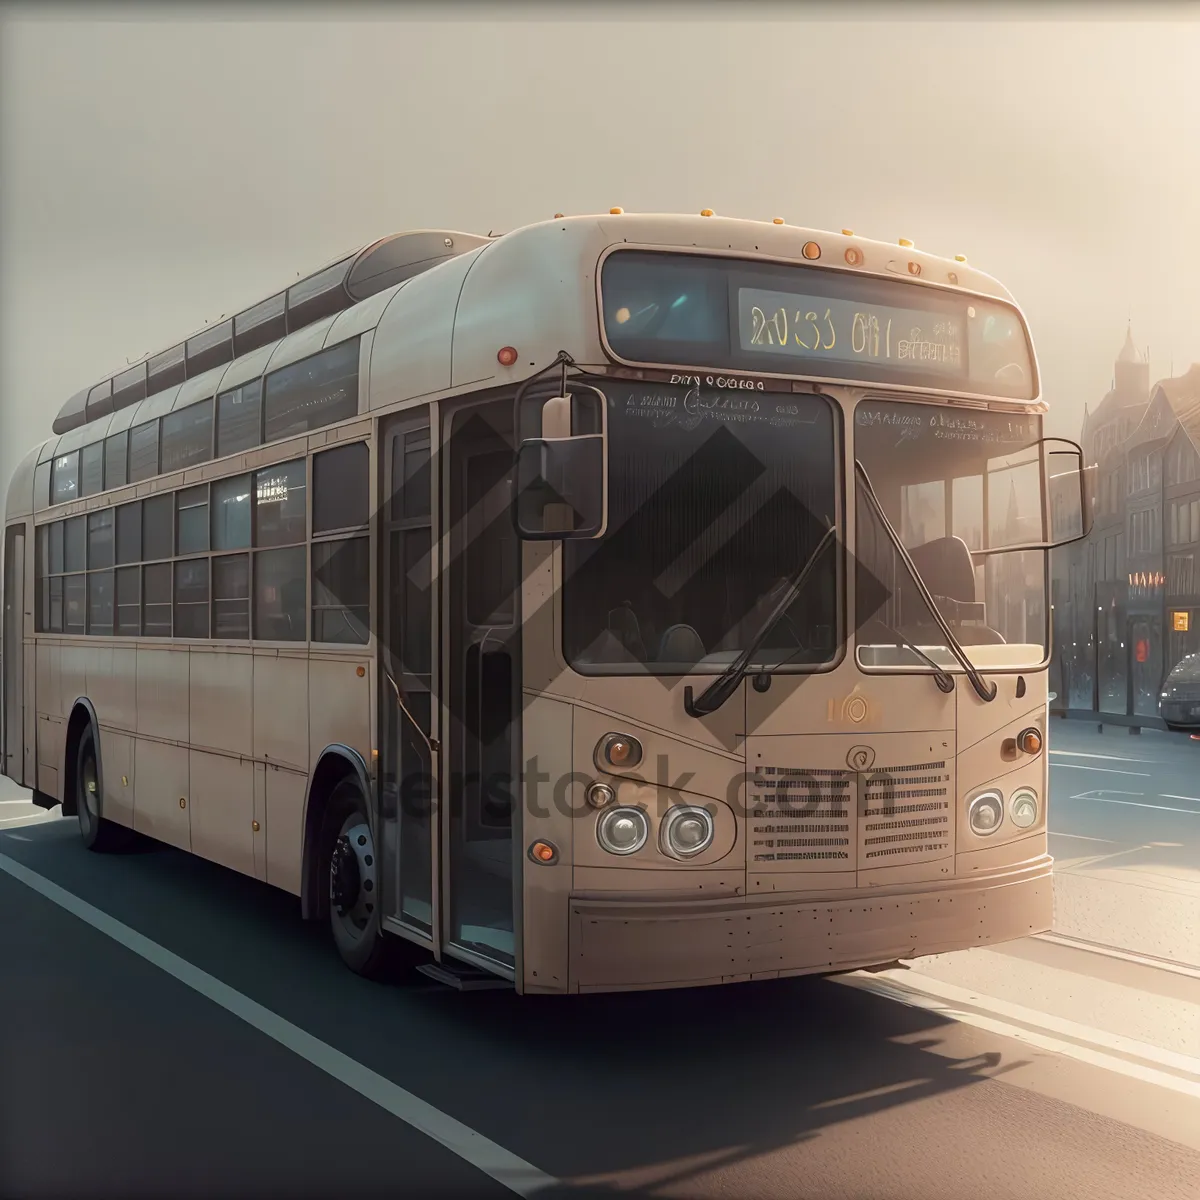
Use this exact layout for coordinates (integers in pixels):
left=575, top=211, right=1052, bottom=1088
left=174, top=559, right=209, bottom=638
left=212, top=475, right=251, bottom=550
left=313, top=442, right=369, bottom=534
left=116, top=502, right=141, bottom=564
left=399, top=528, right=432, bottom=674
left=213, top=554, right=250, bottom=639
left=87, top=510, right=114, bottom=570
left=129, top=421, right=159, bottom=482
left=392, top=429, right=431, bottom=520
left=161, top=400, right=213, bottom=474
left=104, top=432, right=128, bottom=490
left=65, top=574, right=86, bottom=635
left=88, top=570, right=114, bottom=635
left=49, top=577, right=63, bottom=633
left=254, top=546, right=306, bottom=640
left=64, top=516, right=86, bottom=573
left=254, top=460, right=306, bottom=547
left=263, top=339, right=359, bottom=442
left=51, top=452, right=79, bottom=505
left=116, top=566, right=140, bottom=635
left=143, top=494, right=173, bottom=561
left=177, top=485, right=209, bottom=555
left=216, top=381, right=262, bottom=458
left=80, top=442, right=105, bottom=498
left=143, top=562, right=172, bottom=636
left=312, top=536, right=369, bottom=644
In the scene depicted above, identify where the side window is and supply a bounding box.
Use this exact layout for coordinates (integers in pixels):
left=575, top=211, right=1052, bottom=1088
left=104, top=432, right=128, bottom=490
left=216, top=381, right=262, bottom=458
left=252, top=459, right=307, bottom=641
left=212, top=475, right=251, bottom=550
left=176, top=485, right=209, bottom=555
left=173, top=558, right=209, bottom=638
left=312, top=442, right=369, bottom=644
left=51, top=451, right=79, bottom=506
left=262, top=339, right=359, bottom=443
left=128, top=420, right=160, bottom=483
left=143, top=494, right=174, bottom=562
left=116, top=501, right=141, bottom=564
left=161, top=400, right=213, bottom=474
left=80, top=442, right=105, bottom=498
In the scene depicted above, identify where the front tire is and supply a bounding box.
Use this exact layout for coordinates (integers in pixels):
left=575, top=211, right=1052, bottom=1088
left=322, top=776, right=400, bottom=980
left=76, top=726, right=132, bottom=853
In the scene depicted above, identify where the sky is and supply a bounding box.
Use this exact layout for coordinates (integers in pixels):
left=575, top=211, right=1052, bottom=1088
left=2, top=4, right=1199, bottom=496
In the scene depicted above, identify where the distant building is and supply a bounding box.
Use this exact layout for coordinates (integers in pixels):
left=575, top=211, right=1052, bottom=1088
left=1051, top=330, right=1200, bottom=717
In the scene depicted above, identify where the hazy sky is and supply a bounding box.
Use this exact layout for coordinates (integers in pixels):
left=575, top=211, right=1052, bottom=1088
left=2, top=5, right=1199, bottom=495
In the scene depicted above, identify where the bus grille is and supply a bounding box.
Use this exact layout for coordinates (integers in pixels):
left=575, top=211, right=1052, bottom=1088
left=748, top=765, right=855, bottom=871
left=859, top=760, right=952, bottom=868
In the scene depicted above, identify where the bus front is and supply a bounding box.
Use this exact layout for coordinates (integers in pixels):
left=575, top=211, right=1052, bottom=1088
left=514, top=227, right=1088, bottom=993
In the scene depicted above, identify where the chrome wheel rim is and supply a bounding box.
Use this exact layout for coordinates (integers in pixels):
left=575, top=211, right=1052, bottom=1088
left=80, top=750, right=99, bottom=831
left=329, top=813, right=376, bottom=942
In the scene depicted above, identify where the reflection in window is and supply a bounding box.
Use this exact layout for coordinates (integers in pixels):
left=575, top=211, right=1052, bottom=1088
left=177, top=485, right=209, bottom=555
left=161, top=400, right=213, bottom=474
left=88, top=571, right=114, bottom=635
left=254, top=546, right=306, bottom=641
left=64, top=574, right=86, bottom=635
left=263, top=339, right=359, bottom=442
left=105, top=433, right=128, bottom=491
left=216, top=381, right=262, bottom=458
left=174, top=559, right=209, bottom=638
left=51, top=453, right=79, bottom=505
left=143, top=563, right=172, bottom=636
left=254, top=460, right=306, bottom=547
left=129, top=421, right=159, bottom=483
left=213, top=554, right=250, bottom=639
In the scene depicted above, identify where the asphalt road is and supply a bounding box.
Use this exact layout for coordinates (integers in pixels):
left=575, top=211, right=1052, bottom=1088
left=2, top=808, right=1199, bottom=1200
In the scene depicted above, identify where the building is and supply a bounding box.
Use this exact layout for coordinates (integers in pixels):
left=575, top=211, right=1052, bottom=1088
left=1051, top=330, right=1200, bottom=718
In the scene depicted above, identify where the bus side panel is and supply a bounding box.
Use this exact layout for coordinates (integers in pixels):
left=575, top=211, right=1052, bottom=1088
left=36, top=641, right=64, bottom=802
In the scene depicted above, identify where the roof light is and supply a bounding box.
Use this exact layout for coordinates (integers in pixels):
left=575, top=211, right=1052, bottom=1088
left=802, top=241, right=821, bottom=260
left=497, top=346, right=519, bottom=366
left=700, top=209, right=714, bottom=217
left=954, top=254, right=967, bottom=262
left=609, top=207, right=624, bottom=215
left=898, top=237, right=914, bottom=248
left=845, top=248, right=863, bottom=266
left=773, top=217, right=785, bottom=225
left=842, top=229, right=855, bottom=236
left=554, top=212, right=564, bottom=219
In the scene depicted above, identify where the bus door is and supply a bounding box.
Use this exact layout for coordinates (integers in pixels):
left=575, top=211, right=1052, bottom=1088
left=441, top=397, right=521, bottom=974
left=379, top=410, right=437, bottom=943
left=3, top=524, right=25, bottom=784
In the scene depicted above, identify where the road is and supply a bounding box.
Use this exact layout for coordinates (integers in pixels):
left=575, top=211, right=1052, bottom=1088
left=2, top=773, right=1199, bottom=1198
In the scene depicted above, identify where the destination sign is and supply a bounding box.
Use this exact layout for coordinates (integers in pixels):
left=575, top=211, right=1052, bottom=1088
left=738, top=287, right=964, bottom=376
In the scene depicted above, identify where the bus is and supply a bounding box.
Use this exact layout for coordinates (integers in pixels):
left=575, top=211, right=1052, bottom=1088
left=1, top=212, right=1089, bottom=993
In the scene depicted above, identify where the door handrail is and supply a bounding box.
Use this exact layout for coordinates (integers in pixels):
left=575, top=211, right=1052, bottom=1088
left=384, top=669, right=440, bottom=756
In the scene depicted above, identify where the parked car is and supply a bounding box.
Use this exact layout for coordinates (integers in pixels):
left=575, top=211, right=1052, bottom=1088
left=1159, top=653, right=1200, bottom=731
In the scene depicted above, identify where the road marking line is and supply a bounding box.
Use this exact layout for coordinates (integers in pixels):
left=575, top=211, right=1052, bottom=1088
left=1052, top=764, right=1152, bottom=777
left=0, top=852, right=556, bottom=1198
left=844, top=972, right=1200, bottom=1098
left=1067, top=789, right=1143, bottom=798
left=1047, top=832, right=1118, bottom=843
left=1034, top=933, right=1200, bottom=980
left=1075, top=796, right=1200, bottom=816
left=1049, top=750, right=1156, bottom=764
left=1161, top=795, right=1200, bottom=805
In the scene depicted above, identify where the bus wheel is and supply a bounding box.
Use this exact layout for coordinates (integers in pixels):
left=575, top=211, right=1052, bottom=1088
left=325, top=776, right=396, bottom=979
left=76, top=726, right=132, bottom=853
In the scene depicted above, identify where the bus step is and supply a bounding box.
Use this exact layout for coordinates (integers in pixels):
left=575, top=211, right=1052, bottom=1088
left=417, top=961, right=511, bottom=991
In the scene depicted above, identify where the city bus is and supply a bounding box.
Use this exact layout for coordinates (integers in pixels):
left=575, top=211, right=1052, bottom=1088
left=1, top=212, right=1089, bottom=993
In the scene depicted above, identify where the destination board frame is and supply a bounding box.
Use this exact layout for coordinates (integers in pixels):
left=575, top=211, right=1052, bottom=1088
left=597, top=246, right=1038, bottom=402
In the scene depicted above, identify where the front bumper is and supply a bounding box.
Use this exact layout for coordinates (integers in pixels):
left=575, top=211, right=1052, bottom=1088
left=566, top=858, right=1052, bottom=992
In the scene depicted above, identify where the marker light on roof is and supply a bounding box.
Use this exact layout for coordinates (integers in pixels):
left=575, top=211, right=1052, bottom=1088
left=899, top=238, right=914, bottom=248
left=955, top=254, right=967, bottom=262
left=773, top=217, right=785, bottom=225
left=609, top=207, right=624, bottom=215
left=802, top=242, right=821, bottom=260
left=700, top=209, right=714, bottom=217
left=845, top=248, right=863, bottom=266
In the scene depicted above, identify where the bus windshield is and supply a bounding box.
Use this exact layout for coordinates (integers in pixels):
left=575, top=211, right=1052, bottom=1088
left=563, top=381, right=839, bottom=675
left=853, top=399, right=1049, bottom=670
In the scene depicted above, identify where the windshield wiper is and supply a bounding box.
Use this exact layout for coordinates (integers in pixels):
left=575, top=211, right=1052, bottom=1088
left=684, top=523, right=837, bottom=719
left=873, top=620, right=955, bottom=694
left=855, top=461, right=996, bottom=703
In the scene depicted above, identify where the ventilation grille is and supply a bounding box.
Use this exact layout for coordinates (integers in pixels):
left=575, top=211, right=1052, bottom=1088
left=860, top=760, right=951, bottom=866
left=749, top=765, right=854, bottom=869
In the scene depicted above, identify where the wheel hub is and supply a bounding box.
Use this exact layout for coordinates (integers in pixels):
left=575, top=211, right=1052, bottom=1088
left=330, top=835, right=361, bottom=915
left=329, top=820, right=376, bottom=928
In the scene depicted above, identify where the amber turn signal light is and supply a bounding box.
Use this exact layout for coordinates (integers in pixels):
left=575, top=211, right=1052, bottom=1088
left=597, top=733, right=643, bottom=770
left=1017, top=728, right=1042, bottom=755
left=528, top=840, right=559, bottom=865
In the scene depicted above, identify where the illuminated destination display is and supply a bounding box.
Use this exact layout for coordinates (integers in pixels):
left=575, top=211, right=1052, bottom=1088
left=737, top=287, right=964, bottom=375
left=601, top=250, right=1036, bottom=401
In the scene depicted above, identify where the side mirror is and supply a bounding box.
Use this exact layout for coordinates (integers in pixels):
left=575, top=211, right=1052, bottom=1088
left=513, top=393, right=607, bottom=540
left=1045, top=438, right=1094, bottom=548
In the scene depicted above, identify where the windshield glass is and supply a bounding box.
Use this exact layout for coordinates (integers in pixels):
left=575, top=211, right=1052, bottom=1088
left=562, top=380, right=839, bottom=675
left=854, top=399, right=1048, bottom=671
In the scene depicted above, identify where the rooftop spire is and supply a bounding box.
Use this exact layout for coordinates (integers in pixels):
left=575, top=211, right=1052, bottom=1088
left=1118, top=322, right=1143, bottom=365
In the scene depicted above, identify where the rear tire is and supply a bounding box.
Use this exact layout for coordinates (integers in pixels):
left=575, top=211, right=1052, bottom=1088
left=76, top=726, right=133, bottom=853
left=322, top=775, right=402, bottom=980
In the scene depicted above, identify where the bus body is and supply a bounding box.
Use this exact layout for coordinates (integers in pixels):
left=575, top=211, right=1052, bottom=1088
left=1, top=213, right=1085, bottom=993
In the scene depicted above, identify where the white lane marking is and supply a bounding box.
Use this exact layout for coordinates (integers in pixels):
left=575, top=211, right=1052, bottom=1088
left=0, top=852, right=556, bottom=1197
left=1052, top=764, right=1152, bottom=777
left=1072, top=796, right=1200, bottom=816
left=1034, top=933, right=1200, bottom=981
left=844, top=971, right=1200, bottom=1098
left=1067, top=789, right=1143, bottom=798
left=1047, top=832, right=1118, bottom=843
left=1050, top=750, right=1156, bottom=764
left=1161, top=795, right=1200, bottom=805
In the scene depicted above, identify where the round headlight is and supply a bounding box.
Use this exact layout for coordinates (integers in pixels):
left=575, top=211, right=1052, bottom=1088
left=968, top=790, right=1004, bottom=836
left=596, top=733, right=643, bottom=770
left=586, top=782, right=615, bottom=809
left=1010, top=788, right=1039, bottom=829
left=597, top=806, right=649, bottom=855
left=660, top=805, right=715, bottom=859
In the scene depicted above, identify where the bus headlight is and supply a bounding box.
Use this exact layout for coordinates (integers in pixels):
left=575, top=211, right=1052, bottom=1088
left=968, top=790, right=1004, bottom=836
left=596, top=806, right=649, bottom=856
left=1010, top=788, right=1039, bottom=829
left=660, top=805, right=715, bottom=860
